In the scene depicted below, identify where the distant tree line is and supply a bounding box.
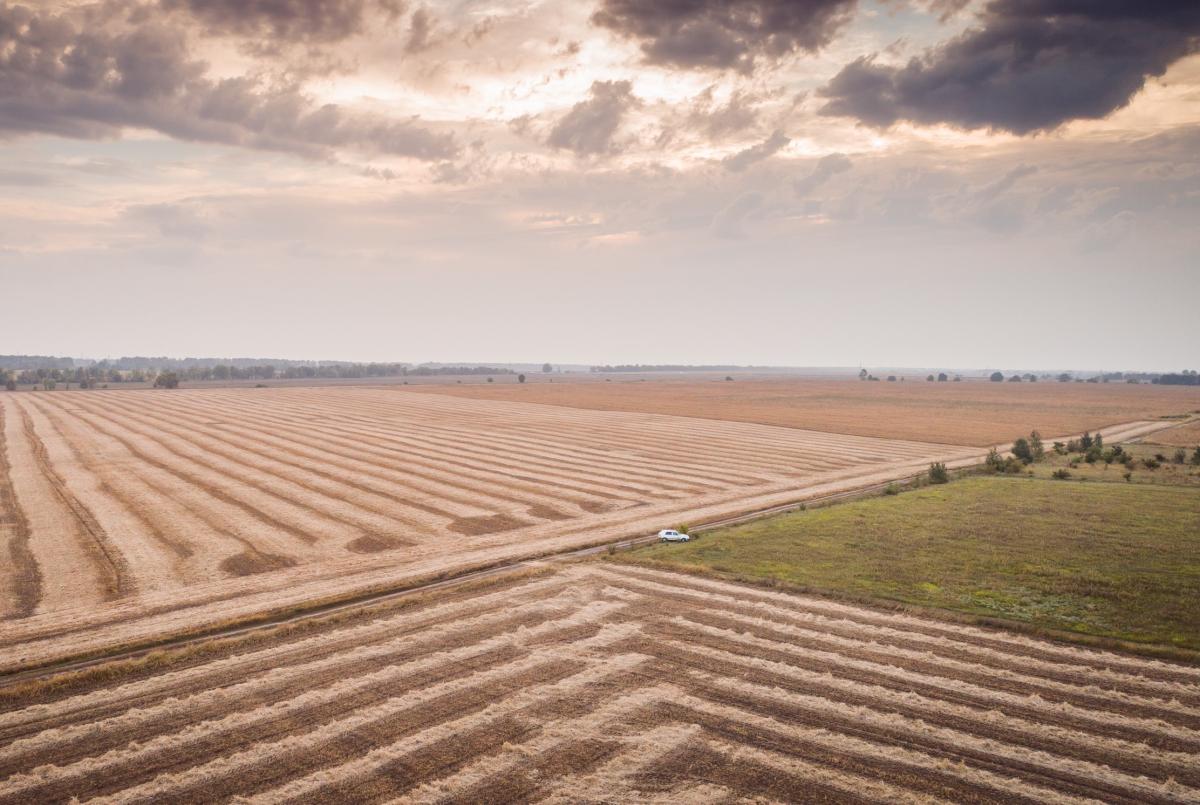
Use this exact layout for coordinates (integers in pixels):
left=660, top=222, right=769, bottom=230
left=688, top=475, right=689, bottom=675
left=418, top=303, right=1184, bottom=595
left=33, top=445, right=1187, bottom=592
left=0, top=362, right=514, bottom=389
left=590, top=365, right=761, bottom=373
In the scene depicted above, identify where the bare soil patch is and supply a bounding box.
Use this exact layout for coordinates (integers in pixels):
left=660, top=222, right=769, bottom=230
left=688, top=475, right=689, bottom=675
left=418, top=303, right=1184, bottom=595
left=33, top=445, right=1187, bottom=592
left=412, top=377, right=1200, bottom=446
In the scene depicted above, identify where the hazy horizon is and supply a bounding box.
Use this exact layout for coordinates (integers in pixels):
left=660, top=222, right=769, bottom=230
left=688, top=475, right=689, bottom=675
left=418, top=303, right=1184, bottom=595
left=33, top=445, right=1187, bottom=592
left=2, top=1, right=1198, bottom=368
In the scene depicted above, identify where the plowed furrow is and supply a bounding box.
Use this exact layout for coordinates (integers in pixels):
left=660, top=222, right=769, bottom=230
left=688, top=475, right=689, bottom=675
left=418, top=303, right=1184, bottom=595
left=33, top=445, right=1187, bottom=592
left=601, top=563, right=1200, bottom=691
left=13, top=399, right=129, bottom=601
left=0, top=401, right=40, bottom=619
left=641, top=629, right=1199, bottom=785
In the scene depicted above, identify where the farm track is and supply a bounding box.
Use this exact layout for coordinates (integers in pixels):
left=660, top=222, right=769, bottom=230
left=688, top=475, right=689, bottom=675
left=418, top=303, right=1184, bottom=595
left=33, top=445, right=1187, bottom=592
left=0, top=385, right=1002, bottom=663
left=1, top=564, right=1195, bottom=803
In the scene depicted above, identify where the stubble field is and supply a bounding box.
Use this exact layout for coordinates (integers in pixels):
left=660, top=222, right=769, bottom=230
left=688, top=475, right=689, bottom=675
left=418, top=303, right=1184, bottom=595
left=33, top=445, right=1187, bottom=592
left=0, top=563, right=1196, bottom=803
left=0, top=385, right=985, bottom=670
left=414, top=377, right=1200, bottom=446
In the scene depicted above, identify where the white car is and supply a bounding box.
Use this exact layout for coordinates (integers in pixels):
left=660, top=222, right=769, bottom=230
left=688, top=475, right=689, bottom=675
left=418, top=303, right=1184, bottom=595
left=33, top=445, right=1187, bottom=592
left=658, top=529, right=691, bottom=542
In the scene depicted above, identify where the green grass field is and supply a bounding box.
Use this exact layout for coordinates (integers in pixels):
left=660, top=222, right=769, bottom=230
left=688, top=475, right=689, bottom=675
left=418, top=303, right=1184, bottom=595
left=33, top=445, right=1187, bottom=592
left=622, top=476, right=1200, bottom=652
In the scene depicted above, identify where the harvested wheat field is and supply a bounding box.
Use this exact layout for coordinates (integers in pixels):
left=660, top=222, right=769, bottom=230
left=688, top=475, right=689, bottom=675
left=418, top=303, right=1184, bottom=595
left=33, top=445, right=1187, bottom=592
left=0, top=385, right=1007, bottom=671
left=0, top=562, right=1197, bottom=803
left=415, top=378, right=1200, bottom=446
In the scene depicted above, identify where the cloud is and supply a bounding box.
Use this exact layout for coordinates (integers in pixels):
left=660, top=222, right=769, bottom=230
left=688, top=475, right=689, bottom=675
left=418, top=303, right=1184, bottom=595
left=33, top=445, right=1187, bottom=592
left=711, top=191, right=762, bottom=238
left=159, top=0, right=399, bottom=42
left=818, top=1, right=1200, bottom=134
left=687, top=87, right=761, bottom=138
left=793, top=153, right=851, bottom=196
left=0, top=5, right=458, bottom=161
left=592, top=0, right=857, bottom=74
left=125, top=201, right=212, bottom=239
left=405, top=6, right=435, bottom=54
left=547, top=80, right=637, bottom=156
left=723, top=129, right=789, bottom=172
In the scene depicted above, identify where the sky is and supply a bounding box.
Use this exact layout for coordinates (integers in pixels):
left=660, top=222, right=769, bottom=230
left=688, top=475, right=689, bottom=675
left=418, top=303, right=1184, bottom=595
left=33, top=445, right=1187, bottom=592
left=1, top=0, right=1198, bottom=370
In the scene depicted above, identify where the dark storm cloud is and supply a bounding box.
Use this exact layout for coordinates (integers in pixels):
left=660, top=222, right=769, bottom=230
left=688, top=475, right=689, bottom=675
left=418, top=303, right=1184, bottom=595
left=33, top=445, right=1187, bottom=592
left=819, top=1, right=1200, bottom=134
left=0, top=4, right=457, bottom=161
left=547, top=80, right=637, bottom=156
left=592, top=0, right=857, bottom=74
left=159, top=0, right=402, bottom=42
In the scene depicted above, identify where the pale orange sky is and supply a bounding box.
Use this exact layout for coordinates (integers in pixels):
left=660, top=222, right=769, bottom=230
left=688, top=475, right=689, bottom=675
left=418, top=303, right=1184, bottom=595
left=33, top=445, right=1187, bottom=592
left=2, top=1, right=1198, bottom=369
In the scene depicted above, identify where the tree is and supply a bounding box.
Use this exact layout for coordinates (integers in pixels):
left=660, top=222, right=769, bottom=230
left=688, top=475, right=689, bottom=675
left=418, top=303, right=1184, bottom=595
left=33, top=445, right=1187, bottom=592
left=1012, top=438, right=1033, bottom=464
left=1029, top=430, right=1044, bottom=461
left=542, top=363, right=553, bottom=373
left=487, top=377, right=494, bottom=383
left=984, top=447, right=1005, bottom=473
left=1008, top=374, right=1022, bottom=382
left=1192, top=446, right=1200, bottom=466
left=859, top=368, right=868, bottom=381
left=1094, top=432, right=1103, bottom=450
left=1057, top=373, right=1072, bottom=382
left=4, top=379, right=14, bottom=391
left=926, top=374, right=935, bottom=382
left=1080, top=431, right=1093, bottom=450
left=154, top=371, right=180, bottom=389
left=1173, top=448, right=1186, bottom=464
left=989, top=372, right=1003, bottom=382
left=518, top=373, right=526, bottom=384
left=937, top=372, right=948, bottom=382
left=928, top=462, right=949, bottom=484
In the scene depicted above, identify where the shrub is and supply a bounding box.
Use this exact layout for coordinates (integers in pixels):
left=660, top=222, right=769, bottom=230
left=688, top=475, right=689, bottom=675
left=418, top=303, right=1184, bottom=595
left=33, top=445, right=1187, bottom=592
left=1079, top=431, right=1093, bottom=450
left=1051, top=469, right=1071, bottom=480
left=989, top=372, right=1003, bottom=382
left=1154, top=452, right=1167, bottom=463
left=938, top=372, right=948, bottom=382
left=928, top=462, right=949, bottom=484
left=1173, top=448, right=1186, bottom=464
left=1192, top=446, right=1200, bottom=466
left=1066, top=439, right=1080, bottom=453
left=1084, top=450, right=1098, bottom=464
left=3, top=379, right=14, bottom=391
left=883, top=484, right=900, bottom=496
left=518, top=374, right=526, bottom=383
left=1029, top=430, right=1044, bottom=461
left=1094, top=432, right=1104, bottom=450
left=153, top=372, right=180, bottom=389
left=487, top=377, right=494, bottom=383
left=1123, top=471, right=1133, bottom=482
left=1052, top=441, right=1066, bottom=455
left=984, top=447, right=1005, bottom=473
left=1142, top=458, right=1160, bottom=470
left=725, top=376, right=733, bottom=381
left=1012, top=438, right=1033, bottom=464
left=926, top=374, right=935, bottom=382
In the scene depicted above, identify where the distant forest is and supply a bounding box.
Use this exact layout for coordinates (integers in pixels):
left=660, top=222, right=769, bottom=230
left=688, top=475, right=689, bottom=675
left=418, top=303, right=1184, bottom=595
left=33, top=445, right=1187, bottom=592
left=590, top=364, right=768, bottom=373
left=0, top=355, right=513, bottom=388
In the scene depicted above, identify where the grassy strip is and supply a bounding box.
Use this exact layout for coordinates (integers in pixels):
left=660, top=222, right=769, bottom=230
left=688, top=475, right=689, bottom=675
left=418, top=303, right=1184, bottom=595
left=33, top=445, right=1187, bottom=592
left=0, top=566, right=554, bottom=708
left=617, top=476, right=1200, bottom=660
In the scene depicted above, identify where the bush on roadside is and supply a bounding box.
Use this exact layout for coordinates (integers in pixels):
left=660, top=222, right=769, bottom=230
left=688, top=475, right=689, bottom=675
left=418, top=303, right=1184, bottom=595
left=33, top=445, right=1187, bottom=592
left=1012, top=438, right=1033, bottom=464
left=883, top=484, right=900, bottom=495
left=929, top=462, right=950, bottom=484
left=1029, top=430, right=1045, bottom=461
left=1051, top=469, right=1071, bottom=480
